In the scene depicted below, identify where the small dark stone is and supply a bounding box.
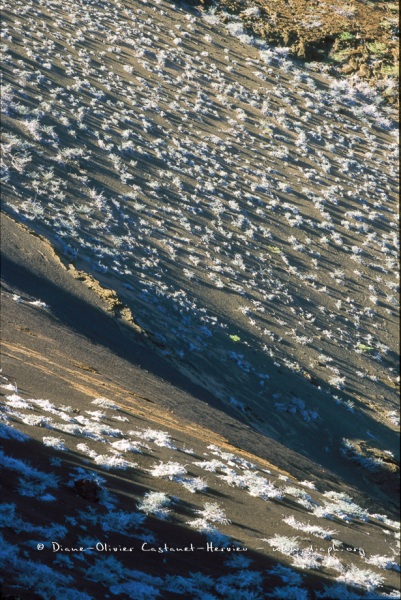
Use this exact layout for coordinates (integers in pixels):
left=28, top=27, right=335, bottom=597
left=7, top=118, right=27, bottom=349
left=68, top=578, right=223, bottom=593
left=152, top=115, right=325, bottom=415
left=74, top=478, right=101, bottom=502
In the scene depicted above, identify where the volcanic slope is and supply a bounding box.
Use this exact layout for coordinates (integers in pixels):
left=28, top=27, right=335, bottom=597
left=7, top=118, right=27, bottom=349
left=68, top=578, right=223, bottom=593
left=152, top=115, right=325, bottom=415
left=1, top=213, right=400, bottom=600
left=0, top=0, right=400, bottom=596
left=2, top=0, right=399, bottom=500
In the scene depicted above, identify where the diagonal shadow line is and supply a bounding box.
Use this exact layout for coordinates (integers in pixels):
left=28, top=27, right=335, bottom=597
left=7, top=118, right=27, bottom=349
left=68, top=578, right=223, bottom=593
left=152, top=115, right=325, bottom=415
left=1, top=235, right=399, bottom=516
left=0, top=251, right=219, bottom=405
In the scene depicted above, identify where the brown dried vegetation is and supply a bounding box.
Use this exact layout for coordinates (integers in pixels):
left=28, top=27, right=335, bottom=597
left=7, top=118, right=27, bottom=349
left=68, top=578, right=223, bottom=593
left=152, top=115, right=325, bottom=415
left=202, top=0, right=399, bottom=103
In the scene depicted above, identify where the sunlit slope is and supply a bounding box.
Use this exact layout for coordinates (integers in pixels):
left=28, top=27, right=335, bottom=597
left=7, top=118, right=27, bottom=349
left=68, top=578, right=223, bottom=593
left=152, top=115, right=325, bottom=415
left=1, top=0, right=399, bottom=491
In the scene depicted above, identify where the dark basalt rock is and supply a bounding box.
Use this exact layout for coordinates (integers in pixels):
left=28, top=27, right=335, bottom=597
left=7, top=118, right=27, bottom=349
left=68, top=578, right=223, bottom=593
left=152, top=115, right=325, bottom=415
left=74, top=478, right=101, bottom=502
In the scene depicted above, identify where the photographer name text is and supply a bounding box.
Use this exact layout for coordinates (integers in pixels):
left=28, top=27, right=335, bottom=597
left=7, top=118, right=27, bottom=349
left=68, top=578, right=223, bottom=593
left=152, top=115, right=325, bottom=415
left=45, top=542, right=248, bottom=554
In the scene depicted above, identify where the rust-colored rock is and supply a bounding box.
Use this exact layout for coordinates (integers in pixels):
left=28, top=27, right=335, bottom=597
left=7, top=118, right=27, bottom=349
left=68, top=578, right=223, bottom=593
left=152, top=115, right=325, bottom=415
left=342, top=61, right=357, bottom=74
left=358, top=64, right=371, bottom=78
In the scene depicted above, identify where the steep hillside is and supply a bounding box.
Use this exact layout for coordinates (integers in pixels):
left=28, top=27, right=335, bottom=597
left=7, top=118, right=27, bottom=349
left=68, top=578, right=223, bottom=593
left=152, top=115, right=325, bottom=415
left=1, top=215, right=400, bottom=598
left=0, top=0, right=399, bottom=597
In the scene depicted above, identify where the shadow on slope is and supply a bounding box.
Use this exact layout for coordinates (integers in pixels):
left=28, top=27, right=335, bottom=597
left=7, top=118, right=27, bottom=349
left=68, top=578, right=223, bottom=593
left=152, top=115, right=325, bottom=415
left=1, top=430, right=398, bottom=600
left=1, top=216, right=399, bottom=516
